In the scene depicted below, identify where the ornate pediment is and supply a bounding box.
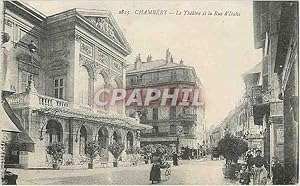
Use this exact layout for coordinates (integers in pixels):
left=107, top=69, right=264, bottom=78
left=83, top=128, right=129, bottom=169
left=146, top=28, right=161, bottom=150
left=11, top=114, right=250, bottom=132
left=76, top=9, right=131, bottom=54
left=85, top=16, right=122, bottom=44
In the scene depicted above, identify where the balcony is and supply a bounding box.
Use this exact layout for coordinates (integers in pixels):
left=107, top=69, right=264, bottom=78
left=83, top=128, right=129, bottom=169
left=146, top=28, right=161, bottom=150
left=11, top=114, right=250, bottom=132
left=7, top=92, right=69, bottom=109
left=140, top=114, right=197, bottom=125
left=247, top=85, right=263, bottom=105
left=177, top=113, right=197, bottom=121
left=141, top=132, right=169, bottom=138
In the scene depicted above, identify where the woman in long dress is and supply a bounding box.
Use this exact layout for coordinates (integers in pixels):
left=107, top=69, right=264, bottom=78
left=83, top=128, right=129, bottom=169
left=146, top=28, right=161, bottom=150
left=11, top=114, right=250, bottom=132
left=172, top=152, right=178, bottom=166
left=250, top=149, right=268, bottom=185
left=149, top=152, right=162, bottom=184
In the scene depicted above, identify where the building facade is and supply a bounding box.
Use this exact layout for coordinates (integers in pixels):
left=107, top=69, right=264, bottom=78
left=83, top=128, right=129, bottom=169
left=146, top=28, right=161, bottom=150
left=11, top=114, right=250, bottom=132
left=253, top=1, right=298, bottom=184
left=2, top=1, right=149, bottom=168
left=126, top=50, right=205, bottom=152
left=207, top=62, right=265, bottom=156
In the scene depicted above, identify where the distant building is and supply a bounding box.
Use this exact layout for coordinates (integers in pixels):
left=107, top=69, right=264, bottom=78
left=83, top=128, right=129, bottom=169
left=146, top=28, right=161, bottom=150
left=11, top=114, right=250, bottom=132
left=2, top=1, right=148, bottom=168
left=207, top=62, right=265, bottom=155
left=126, top=49, right=205, bottom=151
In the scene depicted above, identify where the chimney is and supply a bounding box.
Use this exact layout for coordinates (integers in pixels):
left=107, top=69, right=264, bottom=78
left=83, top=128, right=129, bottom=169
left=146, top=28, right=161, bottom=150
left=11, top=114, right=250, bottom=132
left=135, top=54, right=142, bottom=70
left=166, top=48, right=171, bottom=63
left=180, top=59, right=184, bottom=65
left=146, top=55, right=152, bottom=62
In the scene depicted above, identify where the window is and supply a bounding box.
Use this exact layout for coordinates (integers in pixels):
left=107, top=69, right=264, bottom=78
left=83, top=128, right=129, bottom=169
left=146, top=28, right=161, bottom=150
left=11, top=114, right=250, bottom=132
left=183, top=70, right=190, bottom=80
left=170, top=125, right=176, bottom=135
left=169, top=106, right=176, bottom=119
left=169, top=87, right=175, bottom=94
left=171, top=71, right=176, bottom=79
left=153, top=73, right=159, bottom=81
left=21, top=71, right=33, bottom=92
left=153, top=108, right=158, bottom=120
left=153, top=125, right=158, bottom=133
left=183, top=125, right=189, bottom=134
left=54, top=78, right=64, bottom=99
left=130, top=77, right=137, bottom=85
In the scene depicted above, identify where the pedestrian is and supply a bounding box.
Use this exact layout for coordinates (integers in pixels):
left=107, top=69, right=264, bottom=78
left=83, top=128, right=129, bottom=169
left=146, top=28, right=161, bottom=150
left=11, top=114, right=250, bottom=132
left=246, top=151, right=253, bottom=170
left=250, top=149, right=268, bottom=185
left=144, top=154, right=149, bottom=164
left=271, top=157, right=284, bottom=185
left=149, top=151, right=162, bottom=184
left=172, top=152, right=178, bottom=166
left=239, top=164, right=251, bottom=185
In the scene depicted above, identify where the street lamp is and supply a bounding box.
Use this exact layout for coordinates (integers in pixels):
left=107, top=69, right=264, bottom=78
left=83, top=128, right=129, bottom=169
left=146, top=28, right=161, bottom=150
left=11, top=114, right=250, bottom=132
left=176, top=128, right=183, bottom=154
left=27, top=40, right=37, bottom=89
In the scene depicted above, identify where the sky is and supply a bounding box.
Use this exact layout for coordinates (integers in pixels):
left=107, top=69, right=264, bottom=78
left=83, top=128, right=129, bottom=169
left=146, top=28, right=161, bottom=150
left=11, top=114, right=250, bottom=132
left=23, top=0, right=262, bottom=128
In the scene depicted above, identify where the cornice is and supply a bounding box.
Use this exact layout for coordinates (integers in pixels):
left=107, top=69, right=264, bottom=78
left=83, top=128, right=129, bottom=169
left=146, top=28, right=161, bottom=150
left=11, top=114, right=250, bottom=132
left=75, top=13, right=131, bottom=56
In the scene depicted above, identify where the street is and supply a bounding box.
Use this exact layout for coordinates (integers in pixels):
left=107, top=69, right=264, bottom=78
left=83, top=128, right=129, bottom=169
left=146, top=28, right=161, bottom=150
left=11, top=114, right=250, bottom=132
left=11, top=160, right=238, bottom=185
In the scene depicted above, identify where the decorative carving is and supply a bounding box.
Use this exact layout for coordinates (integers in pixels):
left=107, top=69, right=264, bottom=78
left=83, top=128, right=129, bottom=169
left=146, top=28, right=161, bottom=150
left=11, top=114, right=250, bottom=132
left=96, top=49, right=109, bottom=65
left=86, top=17, right=120, bottom=43
left=68, top=33, right=81, bottom=41
left=4, top=18, right=12, bottom=27
left=79, top=54, right=96, bottom=78
left=18, top=62, right=39, bottom=75
left=112, top=61, right=122, bottom=72
left=80, top=41, right=93, bottom=57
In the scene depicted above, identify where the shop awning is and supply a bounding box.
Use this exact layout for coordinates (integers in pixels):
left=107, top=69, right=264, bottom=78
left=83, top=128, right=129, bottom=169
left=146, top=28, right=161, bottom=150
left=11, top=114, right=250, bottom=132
left=2, top=94, right=35, bottom=152
left=0, top=103, right=21, bottom=133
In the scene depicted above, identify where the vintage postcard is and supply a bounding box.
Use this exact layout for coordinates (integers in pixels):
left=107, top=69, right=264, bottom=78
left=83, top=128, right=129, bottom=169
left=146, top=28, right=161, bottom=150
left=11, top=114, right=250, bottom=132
left=0, top=0, right=299, bottom=185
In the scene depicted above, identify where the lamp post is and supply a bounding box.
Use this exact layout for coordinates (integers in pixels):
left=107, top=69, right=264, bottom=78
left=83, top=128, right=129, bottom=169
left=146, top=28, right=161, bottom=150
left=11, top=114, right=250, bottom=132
left=176, top=127, right=183, bottom=154
left=27, top=40, right=37, bottom=90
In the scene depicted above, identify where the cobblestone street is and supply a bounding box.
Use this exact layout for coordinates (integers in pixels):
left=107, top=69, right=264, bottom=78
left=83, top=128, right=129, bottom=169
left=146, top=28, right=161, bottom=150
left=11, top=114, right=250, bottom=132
left=10, top=160, right=239, bottom=185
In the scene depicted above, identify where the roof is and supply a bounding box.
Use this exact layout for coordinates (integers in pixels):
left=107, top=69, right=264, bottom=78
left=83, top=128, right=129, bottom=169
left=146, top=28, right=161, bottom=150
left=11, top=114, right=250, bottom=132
left=37, top=107, right=151, bottom=130
left=127, top=59, right=192, bottom=73
left=9, top=1, right=132, bottom=56
left=242, top=62, right=262, bottom=76
left=2, top=96, right=35, bottom=152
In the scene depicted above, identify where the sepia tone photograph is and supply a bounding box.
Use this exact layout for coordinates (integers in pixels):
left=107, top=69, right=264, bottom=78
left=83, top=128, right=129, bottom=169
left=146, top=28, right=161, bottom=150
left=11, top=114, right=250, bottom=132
left=0, top=0, right=298, bottom=185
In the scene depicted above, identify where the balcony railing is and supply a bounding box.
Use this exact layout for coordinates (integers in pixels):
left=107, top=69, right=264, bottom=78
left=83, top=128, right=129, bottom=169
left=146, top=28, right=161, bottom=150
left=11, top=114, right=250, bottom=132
left=38, top=95, right=69, bottom=108
left=246, top=85, right=263, bottom=105
left=7, top=91, right=69, bottom=109
left=7, top=92, right=27, bottom=107
left=141, top=132, right=170, bottom=138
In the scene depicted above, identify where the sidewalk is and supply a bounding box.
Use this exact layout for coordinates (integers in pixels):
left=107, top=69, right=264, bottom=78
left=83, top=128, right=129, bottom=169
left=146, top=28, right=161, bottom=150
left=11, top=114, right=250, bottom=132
left=7, top=161, right=150, bottom=185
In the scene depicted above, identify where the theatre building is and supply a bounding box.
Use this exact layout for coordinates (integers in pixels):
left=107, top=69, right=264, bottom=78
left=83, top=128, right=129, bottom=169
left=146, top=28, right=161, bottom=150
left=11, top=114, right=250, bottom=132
left=2, top=1, right=149, bottom=168
left=126, top=50, right=206, bottom=152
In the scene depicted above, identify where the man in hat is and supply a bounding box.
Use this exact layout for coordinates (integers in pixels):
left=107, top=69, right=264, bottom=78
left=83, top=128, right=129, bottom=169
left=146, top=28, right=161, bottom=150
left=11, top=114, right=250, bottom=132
left=250, top=149, right=268, bottom=185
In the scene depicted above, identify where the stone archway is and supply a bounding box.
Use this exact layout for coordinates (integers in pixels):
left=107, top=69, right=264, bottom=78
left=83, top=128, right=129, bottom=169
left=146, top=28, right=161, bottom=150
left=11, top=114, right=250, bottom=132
left=79, top=126, right=87, bottom=155
left=126, top=131, right=134, bottom=149
left=110, top=78, right=123, bottom=114
left=45, top=119, right=63, bottom=144
left=98, top=127, right=109, bottom=149
left=94, top=72, right=108, bottom=111
left=112, top=130, right=122, bottom=143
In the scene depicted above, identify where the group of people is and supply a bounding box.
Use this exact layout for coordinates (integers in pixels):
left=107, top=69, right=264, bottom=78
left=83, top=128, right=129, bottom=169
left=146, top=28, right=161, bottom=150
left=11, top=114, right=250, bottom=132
left=149, top=151, right=179, bottom=184
left=238, top=149, right=285, bottom=185
left=238, top=149, right=268, bottom=185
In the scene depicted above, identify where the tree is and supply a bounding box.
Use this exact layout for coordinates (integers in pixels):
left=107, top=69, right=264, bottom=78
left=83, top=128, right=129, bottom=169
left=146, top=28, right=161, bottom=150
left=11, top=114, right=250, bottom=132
left=86, top=140, right=101, bottom=169
left=140, top=144, right=173, bottom=160
left=45, top=142, right=65, bottom=170
left=125, top=147, right=140, bottom=155
left=218, top=134, right=248, bottom=163
left=108, top=142, right=125, bottom=167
